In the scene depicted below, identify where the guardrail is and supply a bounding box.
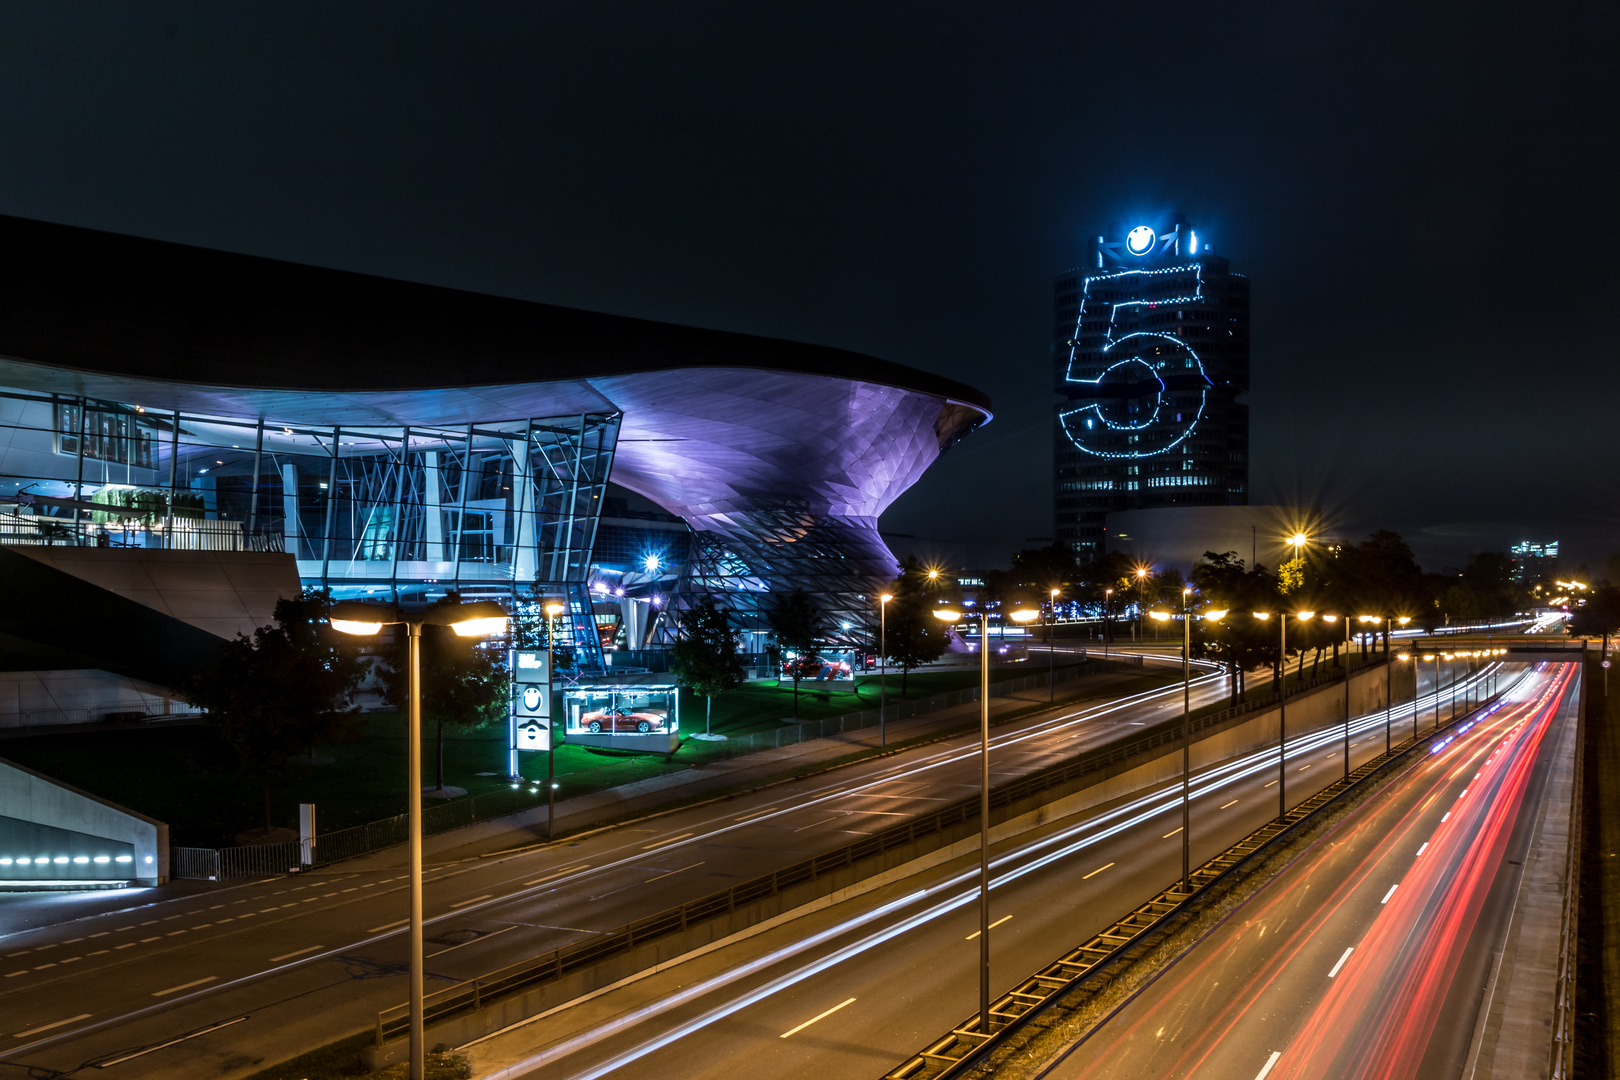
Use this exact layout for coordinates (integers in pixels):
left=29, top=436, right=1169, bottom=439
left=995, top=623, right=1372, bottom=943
left=363, top=654, right=1391, bottom=1046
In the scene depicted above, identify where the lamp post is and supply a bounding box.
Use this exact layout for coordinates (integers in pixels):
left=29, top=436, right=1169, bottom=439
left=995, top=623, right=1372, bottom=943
left=879, top=593, right=892, bottom=749
left=1254, top=608, right=1313, bottom=822
left=1103, top=588, right=1113, bottom=658
left=1047, top=588, right=1059, bottom=702
left=543, top=601, right=565, bottom=837
left=1134, top=566, right=1149, bottom=643
left=331, top=598, right=509, bottom=1080
left=933, top=602, right=1039, bottom=1037
left=1150, top=594, right=1224, bottom=888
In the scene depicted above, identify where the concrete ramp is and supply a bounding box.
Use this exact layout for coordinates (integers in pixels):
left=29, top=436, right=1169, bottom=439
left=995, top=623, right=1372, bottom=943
left=0, top=756, right=167, bottom=886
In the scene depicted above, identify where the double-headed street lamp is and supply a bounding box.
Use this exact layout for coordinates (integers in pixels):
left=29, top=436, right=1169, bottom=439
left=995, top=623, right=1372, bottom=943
left=933, top=602, right=1039, bottom=1038
left=1252, top=608, right=1313, bottom=822
left=331, top=598, right=508, bottom=1080
left=1148, top=593, right=1225, bottom=887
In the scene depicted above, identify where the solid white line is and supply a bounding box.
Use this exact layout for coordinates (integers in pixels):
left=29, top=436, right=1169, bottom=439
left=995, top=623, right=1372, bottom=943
left=450, top=894, right=493, bottom=909
left=523, top=864, right=589, bottom=887
left=780, top=997, right=856, bottom=1039
left=965, top=915, right=1013, bottom=940
left=1328, top=947, right=1354, bottom=978
left=1416, top=842, right=1429, bottom=857
left=95, top=1015, right=248, bottom=1067
left=1255, top=1050, right=1283, bottom=1080
left=641, top=832, right=695, bottom=850
left=1083, top=862, right=1114, bottom=880
left=152, top=975, right=216, bottom=997
left=367, top=918, right=408, bottom=934
left=268, top=945, right=322, bottom=962
left=1381, top=884, right=1399, bottom=905
left=13, top=1013, right=90, bottom=1038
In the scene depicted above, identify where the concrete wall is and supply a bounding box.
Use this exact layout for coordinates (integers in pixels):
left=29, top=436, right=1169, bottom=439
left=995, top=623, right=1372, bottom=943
left=8, top=548, right=301, bottom=640
left=0, top=756, right=167, bottom=884
left=0, top=669, right=202, bottom=729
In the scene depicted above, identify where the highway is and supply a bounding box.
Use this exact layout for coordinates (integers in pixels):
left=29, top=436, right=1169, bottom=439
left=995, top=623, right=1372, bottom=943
left=453, top=665, right=1515, bottom=1080
left=1033, top=661, right=1576, bottom=1080
left=0, top=654, right=1233, bottom=1077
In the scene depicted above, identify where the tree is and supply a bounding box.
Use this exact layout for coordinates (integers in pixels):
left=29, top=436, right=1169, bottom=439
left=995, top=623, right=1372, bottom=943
left=379, top=593, right=508, bottom=792
left=184, top=589, right=367, bottom=833
left=1189, top=552, right=1281, bottom=705
left=1438, top=552, right=1526, bottom=624
left=668, top=596, right=746, bottom=734
left=883, top=555, right=952, bottom=698
left=1569, top=583, right=1620, bottom=653
left=766, top=588, right=824, bottom=720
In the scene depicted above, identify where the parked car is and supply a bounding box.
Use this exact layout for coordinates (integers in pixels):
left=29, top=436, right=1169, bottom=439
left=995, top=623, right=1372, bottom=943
left=580, top=706, right=669, bottom=734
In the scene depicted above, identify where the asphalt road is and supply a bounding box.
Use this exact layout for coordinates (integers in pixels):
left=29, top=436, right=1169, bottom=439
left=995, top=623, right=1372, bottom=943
left=0, top=656, right=1231, bottom=1077
left=1034, top=662, right=1575, bottom=1080
left=454, top=666, right=1516, bottom=1080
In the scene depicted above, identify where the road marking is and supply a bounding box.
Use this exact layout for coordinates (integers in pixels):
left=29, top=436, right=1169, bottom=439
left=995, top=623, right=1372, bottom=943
left=368, top=918, right=409, bottom=934
left=780, top=997, right=856, bottom=1038
left=1220, top=800, right=1239, bottom=809
left=793, top=816, right=841, bottom=833
left=95, top=1015, right=248, bottom=1067
left=13, top=1013, right=90, bottom=1038
left=428, top=925, right=515, bottom=958
left=1442, top=812, right=1451, bottom=822
left=1254, top=1050, right=1282, bottom=1080
left=269, top=945, right=323, bottom=962
left=4, top=971, right=25, bottom=978
left=966, top=915, right=1013, bottom=940
left=1163, top=827, right=1183, bottom=838
left=1458, top=789, right=1467, bottom=799
left=1263, top=780, right=1278, bottom=788
left=33, top=964, right=55, bottom=970
left=644, top=861, right=705, bottom=883
left=1328, top=947, right=1354, bottom=978
left=1417, top=842, right=1429, bottom=857
left=1381, top=884, right=1399, bottom=904
left=1475, top=772, right=1481, bottom=779
left=1083, top=862, right=1115, bottom=880
left=450, top=894, right=493, bottom=909
left=641, top=832, right=695, bottom=850
left=152, top=975, right=216, bottom=997
left=114, top=943, right=136, bottom=950
left=523, top=864, right=589, bottom=887
left=733, top=807, right=780, bottom=821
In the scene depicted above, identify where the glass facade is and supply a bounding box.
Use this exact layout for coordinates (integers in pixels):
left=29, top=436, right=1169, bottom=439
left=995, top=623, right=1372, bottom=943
left=0, top=386, right=620, bottom=604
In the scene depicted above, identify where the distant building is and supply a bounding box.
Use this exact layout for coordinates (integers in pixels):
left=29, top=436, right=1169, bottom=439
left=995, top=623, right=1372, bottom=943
left=1053, top=214, right=1250, bottom=559
left=1509, top=540, right=1559, bottom=583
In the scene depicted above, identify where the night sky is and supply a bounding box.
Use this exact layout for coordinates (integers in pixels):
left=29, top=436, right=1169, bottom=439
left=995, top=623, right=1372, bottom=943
left=3, top=4, right=1615, bottom=573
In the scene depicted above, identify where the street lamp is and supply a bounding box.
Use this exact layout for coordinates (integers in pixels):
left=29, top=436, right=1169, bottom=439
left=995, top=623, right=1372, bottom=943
left=543, top=602, right=565, bottom=837
left=879, top=593, right=893, bottom=749
left=1253, top=608, right=1313, bottom=822
left=1134, top=566, right=1150, bottom=643
left=330, top=598, right=509, bottom=1080
left=1047, top=588, right=1060, bottom=702
left=933, top=602, right=1039, bottom=1038
left=1149, top=592, right=1224, bottom=888
left=1103, top=588, right=1113, bottom=657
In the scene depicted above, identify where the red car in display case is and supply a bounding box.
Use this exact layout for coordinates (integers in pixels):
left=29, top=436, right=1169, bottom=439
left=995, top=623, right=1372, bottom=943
left=580, top=707, right=670, bottom=734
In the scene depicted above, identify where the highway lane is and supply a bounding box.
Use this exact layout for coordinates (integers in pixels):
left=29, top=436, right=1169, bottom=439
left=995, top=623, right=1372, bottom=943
left=457, top=666, right=1517, bottom=1080
left=1032, top=661, right=1574, bottom=1080
left=0, top=656, right=1235, bottom=1076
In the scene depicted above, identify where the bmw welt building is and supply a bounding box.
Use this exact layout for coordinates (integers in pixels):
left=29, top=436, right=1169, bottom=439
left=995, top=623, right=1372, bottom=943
left=0, top=215, right=989, bottom=725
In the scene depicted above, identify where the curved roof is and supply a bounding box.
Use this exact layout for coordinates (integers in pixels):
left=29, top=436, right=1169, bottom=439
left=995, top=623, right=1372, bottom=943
left=0, top=213, right=989, bottom=412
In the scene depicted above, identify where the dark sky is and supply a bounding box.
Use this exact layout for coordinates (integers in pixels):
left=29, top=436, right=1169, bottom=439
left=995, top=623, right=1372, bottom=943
left=3, top=4, right=1616, bottom=573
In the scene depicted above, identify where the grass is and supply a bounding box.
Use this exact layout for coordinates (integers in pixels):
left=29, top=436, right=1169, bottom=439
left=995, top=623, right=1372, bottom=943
left=0, top=667, right=1057, bottom=847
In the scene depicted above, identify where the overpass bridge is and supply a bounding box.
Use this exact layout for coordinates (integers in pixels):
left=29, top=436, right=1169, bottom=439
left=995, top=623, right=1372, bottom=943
left=1398, top=635, right=1594, bottom=664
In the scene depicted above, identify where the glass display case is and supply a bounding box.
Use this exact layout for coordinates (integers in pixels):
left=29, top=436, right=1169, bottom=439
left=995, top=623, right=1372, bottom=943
left=780, top=649, right=855, bottom=682
left=562, top=683, right=680, bottom=752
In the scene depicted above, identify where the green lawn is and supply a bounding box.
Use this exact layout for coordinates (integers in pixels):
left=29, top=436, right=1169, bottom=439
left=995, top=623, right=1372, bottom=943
left=0, top=665, right=1102, bottom=848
